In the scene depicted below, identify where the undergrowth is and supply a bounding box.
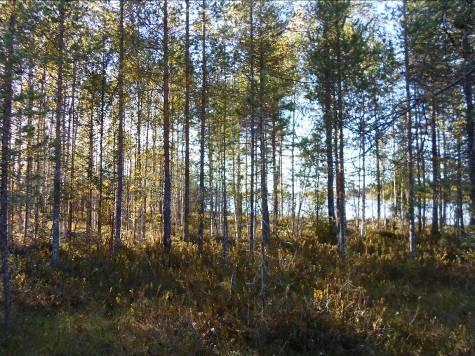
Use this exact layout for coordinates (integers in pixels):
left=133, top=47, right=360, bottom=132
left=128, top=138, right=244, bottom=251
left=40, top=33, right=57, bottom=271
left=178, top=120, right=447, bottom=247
left=0, top=226, right=474, bottom=355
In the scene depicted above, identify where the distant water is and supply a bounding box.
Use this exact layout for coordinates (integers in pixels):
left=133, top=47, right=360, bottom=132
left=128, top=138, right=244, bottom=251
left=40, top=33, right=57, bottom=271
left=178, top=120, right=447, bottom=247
left=346, top=197, right=470, bottom=225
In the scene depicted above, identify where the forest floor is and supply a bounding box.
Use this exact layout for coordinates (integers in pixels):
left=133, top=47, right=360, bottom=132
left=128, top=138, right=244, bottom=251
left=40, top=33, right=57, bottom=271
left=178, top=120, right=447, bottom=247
left=0, top=224, right=474, bottom=355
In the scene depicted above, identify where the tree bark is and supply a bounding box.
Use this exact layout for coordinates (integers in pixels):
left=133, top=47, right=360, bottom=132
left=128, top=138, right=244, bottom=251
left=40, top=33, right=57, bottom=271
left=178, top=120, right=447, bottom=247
left=272, top=113, right=278, bottom=237
left=24, top=65, right=34, bottom=243
left=375, top=127, right=381, bottom=227
left=360, top=102, right=366, bottom=238
left=456, top=135, right=464, bottom=234
left=430, top=100, right=439, bottom=235
left=291, top=94, right=296, bottom=236
left=0, top=0, right=16, bottom=327
left=162, top=0, right=172, bottom=249
left=51, top=0, right=65, bottom=267
left=403, top=0, right=416, bottom=256
left=336, top=23, right=346, bottom=260
left=183, top=0, right=191, bottom=242
left=462, top=4, right=474, bottom=225
left=259, top=22, right=270, bottom=244
left=198, top=0, right=207, bottom=249
left=114, top=0, right=125, bottom=252
left=248, top=0, right=256, bottom=254
left=67, top=62, right=77, bottom=240
left=323, top=73, right=336, bottom=234
left=87, top=102, right=94, bottom=242
left=222, top=81, right=229, bottom=261
left=98, top=38, right=106, bottom=242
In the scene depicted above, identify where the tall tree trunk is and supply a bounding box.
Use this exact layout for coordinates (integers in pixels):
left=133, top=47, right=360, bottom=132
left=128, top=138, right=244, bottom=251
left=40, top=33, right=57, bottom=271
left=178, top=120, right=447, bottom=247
left=462, top=17, right=475, bottom=225
left=67, top=62, right=77, bottom=240
left=440, top=129, right=447, bottom=226
left=415, top=100, right=422, bottom=233
left=34, top=66, right=47, bottom=240
left=51, top=0, right=65, bottom=267
left=98, top=39, right=106, bottom=242
left=24, top=65, right=34, bottom=243
left=198, top=0, right=207, bottom=249
left=0, top=0, right=16, bottom=327
left=143, top=119, right=150, bottom=240
left=375, top=127, right=381, bottom=227
left=360, top=102, right=366, bottom=238
left=162, top=0, right=172, bottom=249
left=259, top=25, right=270, bottom=245
left=183, top=0, right=191, bottom=242
left=336, top=25, right=346, bottom=260
left=324, top=74, right=336, bottom=234
left=334, top=107, right=340, bottom=239
left=236, top=123, right=243, bottom=241
left=222, top=84, right=229, bottom=261
left=258, top=3, right=267, bottom=296
left=272, top=113, right=278, bottom=237
left=456, top=135, right=464, bottom=235
left=209, top=122, right=215, bottom=238
left=248, top=0, right=256, bottom=254
left=391, top=130, right=397, bottom=226
left=134, top=90, right=142, bottom=243
left=291, top=94, right=296, bottom=235
left=462, top=1, right=474, bottom=225
left=403, top=0, right=416, bottom=256
left=87, top=102, right=94, bottom=241
left=430, top=100, right=439, bottom=235
left=114, top=0, right=125, bottom=253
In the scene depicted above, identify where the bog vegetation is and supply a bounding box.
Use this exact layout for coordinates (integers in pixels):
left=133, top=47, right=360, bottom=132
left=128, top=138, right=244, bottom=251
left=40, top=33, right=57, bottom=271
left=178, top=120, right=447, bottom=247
left=0, top=0, right=474, bottom=354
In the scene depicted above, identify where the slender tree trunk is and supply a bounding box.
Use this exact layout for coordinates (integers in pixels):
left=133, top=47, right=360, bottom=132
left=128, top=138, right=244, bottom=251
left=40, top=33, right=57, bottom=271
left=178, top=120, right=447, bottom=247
left=336, top=25, right=346, bottom=260
left=114, top=0, right=125, bottom=253
left=324, top=75, right=336, bottom=234
left=456, top=135, right=464, bottom=234
left=258, top=4, right=267, bottom=297
left=403, top=0, right=416, bottom=256
left=209, top=127, right=217, bottom=237
left=162, top=0, right=171, bottom=250
left=34, top=67, right=46, bottom=240
left=291, top=94, right=296, bottom=235
left=98, top=39, right=106, bottom=242
left=248, top=0, right=256, bottom=254
left=24, top=65, right=34, bottom=243
left=198, top=0, right=207, bottom=249
left=259, top=23, right=270, bottom=245
left=334, top=109, right=340, bottom=238
left=420, top=104, right=428, bottom=230
left=51, top=0, right=65, bottom=267
left=430, top=100, right=439, bottom=235
left=134, top=90, right=142, bottom=243
left=143, top=119, right=150, bottom=240
left=67, top=62, right=77, bottom=240
left=415, top=102, right=422, bottom=233
left=375, top=127, right=381, bottom=227
left=314, top=162, right=320, bottom=222
left=272, top=113, right=278, bottom=237
left=392, top=134, right=398, bottom=228
left=337, top=105, right=346, bottom=259
left=360, top=103, right=366, bottom=238
left=222, top=83, right=229, bottom=261
left=183, top=0, right=191, bottom=242
left=0, top=0, right=16, bottom=327
left=439, top=129, right=446, bottom=226
left=236, top=123, right=243, bottom=241
left=87, top=102, right=94, bottom=241
left=461, top=3, right=474, bottom=225
left=279, top=131, right=284, bottom=220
